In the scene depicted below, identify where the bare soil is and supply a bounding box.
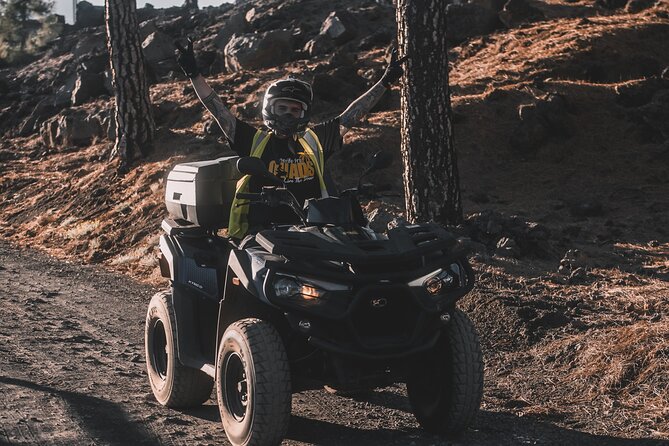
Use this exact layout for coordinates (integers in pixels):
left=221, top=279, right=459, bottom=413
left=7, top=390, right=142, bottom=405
left=1, top=241, right=667, bottom=446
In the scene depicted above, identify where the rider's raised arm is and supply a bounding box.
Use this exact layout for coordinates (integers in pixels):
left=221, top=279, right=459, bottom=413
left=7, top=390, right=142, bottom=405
left=338, top=49, right=407, bottom=138
left=191, top=75, right=237, bottom=142
left=175, top=38, right=236, bottom=142
left=338, top=81, right=387, bottom=137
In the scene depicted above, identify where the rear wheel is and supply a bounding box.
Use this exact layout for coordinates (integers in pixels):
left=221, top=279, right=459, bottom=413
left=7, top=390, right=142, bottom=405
left=145, top=289, right=213, bottom=407
left=216, top=318, right=291, bottom=446
left=407, top=309, right=483, bottom=435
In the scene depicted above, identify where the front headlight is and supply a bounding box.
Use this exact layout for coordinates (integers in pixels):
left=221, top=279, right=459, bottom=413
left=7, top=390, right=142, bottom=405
left=272, top=275, right=348, bottom=300
left=274, top=277, right=303, bottom=298
left=424, top=270, right=455, bottom=295
left=408, top=265, right=460, bottom=296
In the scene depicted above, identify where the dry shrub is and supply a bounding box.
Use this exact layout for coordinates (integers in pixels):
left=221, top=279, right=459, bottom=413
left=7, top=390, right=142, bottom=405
left=540, top=320, right=669, bottom=434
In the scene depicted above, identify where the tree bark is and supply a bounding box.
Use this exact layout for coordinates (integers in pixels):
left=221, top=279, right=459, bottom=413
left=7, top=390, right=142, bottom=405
left=105, top=0, right=154, bottom=167
left=396, top=0, right=463, bottom=226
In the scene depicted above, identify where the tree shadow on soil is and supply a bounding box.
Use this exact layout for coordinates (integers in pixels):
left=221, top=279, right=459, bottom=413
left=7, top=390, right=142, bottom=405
left=0, top=376, right=158, bottom=446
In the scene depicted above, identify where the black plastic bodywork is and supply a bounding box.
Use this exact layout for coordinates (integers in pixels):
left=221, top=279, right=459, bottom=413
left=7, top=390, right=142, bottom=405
left=158, top=203, right=474, bottom=387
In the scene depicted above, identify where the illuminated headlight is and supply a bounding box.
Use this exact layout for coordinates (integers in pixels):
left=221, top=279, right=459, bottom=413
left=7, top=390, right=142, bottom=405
left=424, top=270, right=455, bottom=295
left=408, top=266, right=459, bottom=296
left=272, top=275, right=345, bottom=300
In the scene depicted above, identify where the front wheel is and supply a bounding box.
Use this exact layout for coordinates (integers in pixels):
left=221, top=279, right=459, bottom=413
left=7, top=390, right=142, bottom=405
left=216, top=318, right=291, bottom=446
left=145, top=289, right=213, bottom=407
left=407, top=309, right=484, bottom=436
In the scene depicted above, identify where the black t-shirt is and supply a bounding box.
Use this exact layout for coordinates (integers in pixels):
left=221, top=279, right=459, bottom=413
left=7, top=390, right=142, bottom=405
left=231, top=118, right=342, bottom=227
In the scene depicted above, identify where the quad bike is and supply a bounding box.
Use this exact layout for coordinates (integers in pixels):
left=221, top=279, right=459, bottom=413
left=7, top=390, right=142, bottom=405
left=145, top=152, right=484, bottom=446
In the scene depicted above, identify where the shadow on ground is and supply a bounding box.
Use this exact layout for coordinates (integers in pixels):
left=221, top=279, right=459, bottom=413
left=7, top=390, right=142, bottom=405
left=0, top=376, right=158, bottom=446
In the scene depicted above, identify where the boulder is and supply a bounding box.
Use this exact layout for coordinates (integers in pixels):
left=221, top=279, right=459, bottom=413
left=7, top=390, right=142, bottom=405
left=499, top=0, right=544, bottom=28
left=558, top=249, right=588, bottom=274
left=79, top=53, right=109, bottom=74
left=139, top=20, right=158, bottom=41
left=464, top=210, right=553, bottom=258
left=17, top=100, right=58, bottom=137
left=304, top=33, right=335, bottom=57
left=213, top=10, right=248, bottom=50
left=224, top=29, right=294, bottom=72
left=52, top=73, right=79, bottom=108
left=496, top=237, right=520, bottom=258
left=41, top=110, right=103, bottom=148
left=446, top=2, right=500, bottom=42
left=142, top=31, right=176, bottom=63
left=76, top=0, right=105, bottom=28
left=71, top=72, right=107, bottom=105
left=320, top=11, right=356, bottom=44
left=72, top=32, right=106, bottom=59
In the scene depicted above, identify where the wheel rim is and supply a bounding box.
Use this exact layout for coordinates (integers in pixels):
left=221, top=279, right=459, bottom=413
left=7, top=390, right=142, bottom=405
left=151, top=319, right=168, bottom=380
left=224, top=352, right=248, bottom=421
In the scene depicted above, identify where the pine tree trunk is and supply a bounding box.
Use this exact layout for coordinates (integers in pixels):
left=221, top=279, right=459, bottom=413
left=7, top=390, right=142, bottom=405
left=396, top=0, right=463, bottom=226
left=105, top=0, right=154, bottom=166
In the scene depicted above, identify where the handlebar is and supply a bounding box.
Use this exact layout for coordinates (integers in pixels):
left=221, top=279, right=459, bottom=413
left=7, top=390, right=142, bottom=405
left=235, top=188, right=307, bottom=225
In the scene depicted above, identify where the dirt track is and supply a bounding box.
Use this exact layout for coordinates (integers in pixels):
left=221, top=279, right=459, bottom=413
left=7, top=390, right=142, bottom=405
left=0, top=241, right=665, bottom=446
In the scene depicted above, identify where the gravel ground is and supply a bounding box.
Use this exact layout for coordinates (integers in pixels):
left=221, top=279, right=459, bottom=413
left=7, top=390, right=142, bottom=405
left=0, top=241, right=665, bottom=446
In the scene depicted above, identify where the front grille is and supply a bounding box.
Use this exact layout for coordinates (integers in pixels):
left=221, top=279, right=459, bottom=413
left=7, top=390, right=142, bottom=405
left=350, top=286, right=421, bottom=349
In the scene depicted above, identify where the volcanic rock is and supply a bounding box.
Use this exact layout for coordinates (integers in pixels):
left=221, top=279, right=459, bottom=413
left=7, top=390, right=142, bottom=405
left=71, top=72, right=107, bottom=105
left=320, top=11, right=356, bottom=44
left=224, top=29, right=294, bottom=72
left=142, top=31, right=176, bottom=64
left=213, top=10, right=249, bottom=50
left=76, top=0, right=105, bottom=28
left=41, top=110, right=103, bottom=148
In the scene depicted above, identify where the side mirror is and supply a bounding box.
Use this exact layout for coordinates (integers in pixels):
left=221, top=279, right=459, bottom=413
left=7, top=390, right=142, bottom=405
left=236, top=157, right=284, bottom=186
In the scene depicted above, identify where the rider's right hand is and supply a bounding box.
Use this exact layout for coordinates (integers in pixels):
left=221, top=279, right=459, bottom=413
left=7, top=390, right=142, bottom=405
left=174, top=37, right=199, bottom=79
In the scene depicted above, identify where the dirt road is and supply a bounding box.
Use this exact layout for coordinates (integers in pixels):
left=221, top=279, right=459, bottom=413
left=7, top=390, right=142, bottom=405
left=0, top=241, right=664, bottom=446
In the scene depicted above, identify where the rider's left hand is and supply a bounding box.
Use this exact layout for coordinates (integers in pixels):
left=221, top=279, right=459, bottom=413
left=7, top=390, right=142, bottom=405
left=381, top=48, right=408, bottom=88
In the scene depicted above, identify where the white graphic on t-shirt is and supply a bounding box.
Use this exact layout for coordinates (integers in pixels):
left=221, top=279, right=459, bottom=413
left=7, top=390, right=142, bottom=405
left=268, top=152, right=316, bottom=184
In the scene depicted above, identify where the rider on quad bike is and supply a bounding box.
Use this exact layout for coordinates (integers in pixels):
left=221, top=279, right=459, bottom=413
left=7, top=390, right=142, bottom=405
left=175, top=38, right=405, bottom=239
left=144, top=39, right=484, bottom=446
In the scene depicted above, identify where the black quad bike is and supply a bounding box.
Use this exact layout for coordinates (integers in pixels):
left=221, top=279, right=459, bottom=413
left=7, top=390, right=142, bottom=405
left=145, top=152, right=484, bottom=446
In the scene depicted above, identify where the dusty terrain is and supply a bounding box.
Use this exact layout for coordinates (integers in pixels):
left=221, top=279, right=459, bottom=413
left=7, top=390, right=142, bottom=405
left=1, top=0, right=669, bottom=443
left=1, top=241, right=666, bottom=446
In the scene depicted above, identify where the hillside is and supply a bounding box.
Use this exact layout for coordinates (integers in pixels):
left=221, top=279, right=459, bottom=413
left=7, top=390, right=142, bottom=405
left=1, top=0, right=668, bottom=440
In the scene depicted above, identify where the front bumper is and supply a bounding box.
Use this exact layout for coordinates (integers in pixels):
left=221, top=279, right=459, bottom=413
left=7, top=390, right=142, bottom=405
left=265, top=262, right=474, bottom=359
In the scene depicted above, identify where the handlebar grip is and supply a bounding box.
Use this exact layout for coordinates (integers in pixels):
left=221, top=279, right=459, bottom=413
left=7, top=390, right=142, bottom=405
left=236, top=192, right=261, bottom=200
